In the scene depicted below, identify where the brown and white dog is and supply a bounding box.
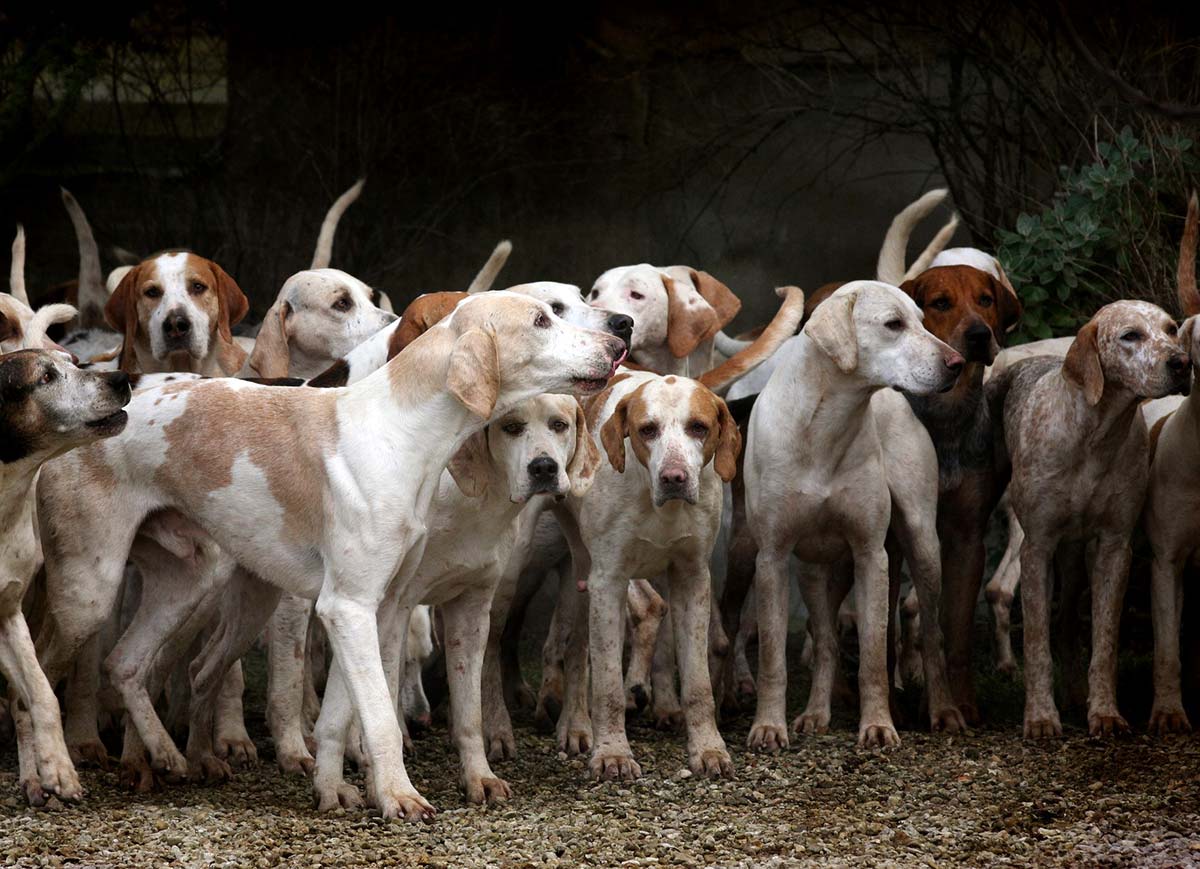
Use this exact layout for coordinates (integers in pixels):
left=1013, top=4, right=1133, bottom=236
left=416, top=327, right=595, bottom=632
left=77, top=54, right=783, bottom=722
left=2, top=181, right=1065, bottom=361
left=34, top=291, right=625, bottom=819
left=105, top=253, right=250, bottom=376
left=1, top=350, right=131, bottom=804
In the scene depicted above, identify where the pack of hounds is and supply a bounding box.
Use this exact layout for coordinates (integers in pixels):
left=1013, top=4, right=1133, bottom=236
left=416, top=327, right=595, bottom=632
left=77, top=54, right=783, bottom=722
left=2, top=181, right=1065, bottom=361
left=1, top=181, right=1196, bottom=821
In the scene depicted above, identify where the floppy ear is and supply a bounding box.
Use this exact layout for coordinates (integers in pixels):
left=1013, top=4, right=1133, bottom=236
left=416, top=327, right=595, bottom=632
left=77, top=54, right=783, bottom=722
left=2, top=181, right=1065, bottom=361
left=248, top=301, right=292, bottom=378
left=664, top=274, right=721, bottom=358
left=567, top=400, right=602, bottom=497
left=0, top=311, right=18, bottom=344
left=105, top=264, right=144, bottom=373
left=210, top=263, right=249, bottom=375
left=993, top=266, right=1023, bottom=335
left=1062, top=318, right=1104, bottom=405
left=688, top=269, right=741, bottom=330
left=805, top=289, right=858, bottom=373
left=898, top=275, right=924, bottom=306
left=447, top=430, right=491, bottom=497
left=447, top=328, right=499, bottom=419
left=712, top=397, right=742, bottom=483
left=1181, top=315, right=1199, bottom=367
left=600, top=393, right=632, bottom=472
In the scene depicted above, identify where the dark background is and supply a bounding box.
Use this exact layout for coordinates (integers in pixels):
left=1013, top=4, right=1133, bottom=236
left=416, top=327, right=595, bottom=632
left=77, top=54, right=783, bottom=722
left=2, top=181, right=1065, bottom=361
left=2, top=1, right=1198, bottom=328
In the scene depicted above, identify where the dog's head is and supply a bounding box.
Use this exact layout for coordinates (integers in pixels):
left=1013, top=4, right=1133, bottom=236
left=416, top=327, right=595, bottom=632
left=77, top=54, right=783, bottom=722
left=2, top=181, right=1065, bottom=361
left=1065, top=301, right=1189, bottom=405
left=508, top=281, right=634, bottom=352
left=600, top=376, right=740, bottom=507
left=105, top=252, right=249, bottom=374
left=900, top=263, right=1022, bottom=364
left=588, top=264, right=739, bottom=360
left=804, top=281, right=964, bottom=395
left=248, top=268, right=397, bottom=379
left=431, top=291, right=627, bottom=420
left=0, top=350, right=131, bottom=464
left=449, top=394, right=600, bottom=502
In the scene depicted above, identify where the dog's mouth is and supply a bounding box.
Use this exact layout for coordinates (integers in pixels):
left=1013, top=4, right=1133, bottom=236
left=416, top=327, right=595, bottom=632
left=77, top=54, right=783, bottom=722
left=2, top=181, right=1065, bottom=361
left=572, top=350, right=627, bottom=393
left=85, top=409, right=128, bottom=432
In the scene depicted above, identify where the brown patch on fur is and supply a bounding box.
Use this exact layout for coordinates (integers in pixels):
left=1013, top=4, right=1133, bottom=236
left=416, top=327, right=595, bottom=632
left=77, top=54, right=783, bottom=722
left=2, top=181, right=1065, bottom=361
left=584, top=372, right=632, bottom=433
left=600, top=382, right=650, bottom=472
left=664, top=275, right=721, bottom=359
left=156, top=382, right=337, bottom=544
left=699, top=286, right=806, bottom=393
left=686, top=385, right=742, bottom=482
left=390, top=292, right=467, bottom=359
left=1062, top=319, right=1104, bottom=405
left=900, top=265, right=1021, bottom=359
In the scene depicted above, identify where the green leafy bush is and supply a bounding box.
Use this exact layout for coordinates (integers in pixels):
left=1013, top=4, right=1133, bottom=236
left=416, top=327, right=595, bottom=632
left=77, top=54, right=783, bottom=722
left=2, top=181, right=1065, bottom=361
left=995, top=128, right=1199, bottom=343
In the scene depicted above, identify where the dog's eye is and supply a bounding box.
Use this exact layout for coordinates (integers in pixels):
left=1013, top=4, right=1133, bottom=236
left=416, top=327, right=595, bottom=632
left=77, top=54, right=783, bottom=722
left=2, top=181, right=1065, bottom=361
left=1120, top=330, right=1143, bottom=342
left=39, top=369, right=56, bottom=385
left=978, top=295, right=993, bottom=308
left=551, top=302, right=565, bottom=316
left=630, top=292, right=644, bottom=301
left=144, top=286, right=163, bottom=299
left=930, top=298, right=952, bottom=312
left=589, top=290, right=599, bottom=300
left=1167, top=323, right=1179, bottom=337
left=885, top=319, right=904, bottom=332
left=687, top=421, right=709, bottom=439
left=332, top=297, right=353, bottom=312
left=549, top=419, right=569, bottom=433
left=638, top=423, right=659, bottom=440
left=189, top=281, right=207, bottom=295
left=534, top=312, right=551, bottom=329
left=501, top=421, right=526, bottom=436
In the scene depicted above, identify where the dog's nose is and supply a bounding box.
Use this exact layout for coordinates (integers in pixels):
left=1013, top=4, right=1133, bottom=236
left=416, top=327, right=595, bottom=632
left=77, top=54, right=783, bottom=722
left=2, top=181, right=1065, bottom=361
left=966, top=323, right=992, bottom=344
left=659, top=467, right=688, bottom=487
left=1168, top=354, right=1189, bottom=373
left=163, top=313, right=191, bottom=339
left=528, top=456, right=559, bottom=481
left=607, top=314, right=634, bottom=346
left=945, top=353, right=965, bottom=375
left=108, top=371, right=131, bottom=393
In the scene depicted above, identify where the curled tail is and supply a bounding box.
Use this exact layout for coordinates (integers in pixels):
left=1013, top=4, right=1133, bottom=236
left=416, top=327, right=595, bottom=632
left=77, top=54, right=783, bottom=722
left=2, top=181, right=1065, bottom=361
left=28, top=303, right=78, bottom=349
left=311, top=178, right=366, bottom=269
left=1179, top=191, right=1199, bottom=316
left=903, top=213, right=960, bottom=281
left=61, top=188, right=106, bottom=328
left=10, top=225, right=27, bottom=304
left=876, top=188, right=949, bottom=284
left=699, top=285, right=805, bottom=395
left=466, top=240, right=513, bottom=294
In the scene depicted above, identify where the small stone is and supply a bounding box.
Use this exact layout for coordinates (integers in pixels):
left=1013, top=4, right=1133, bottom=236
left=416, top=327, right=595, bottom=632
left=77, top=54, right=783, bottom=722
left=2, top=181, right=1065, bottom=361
left=674, top=769, right=692, bottom=781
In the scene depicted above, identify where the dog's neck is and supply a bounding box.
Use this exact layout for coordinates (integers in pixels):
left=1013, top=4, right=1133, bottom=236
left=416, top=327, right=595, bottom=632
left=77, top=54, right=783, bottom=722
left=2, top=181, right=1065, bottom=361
left=0, top=452, right=53, bottom=526
left=133, top=338, right=221, bottom=377
left=1052, top=370, right=1143, bottom=450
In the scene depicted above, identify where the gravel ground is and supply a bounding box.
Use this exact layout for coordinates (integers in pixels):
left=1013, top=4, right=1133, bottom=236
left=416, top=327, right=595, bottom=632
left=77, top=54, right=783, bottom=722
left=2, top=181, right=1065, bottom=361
left=2, top=641, right=1199, bottom=868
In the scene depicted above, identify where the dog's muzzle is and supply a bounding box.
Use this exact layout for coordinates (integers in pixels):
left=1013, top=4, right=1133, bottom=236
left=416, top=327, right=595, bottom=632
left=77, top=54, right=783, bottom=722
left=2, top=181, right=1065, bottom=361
left=607, top=314, right=634, bottom=352
left=527, top=456, right=561, bottom=495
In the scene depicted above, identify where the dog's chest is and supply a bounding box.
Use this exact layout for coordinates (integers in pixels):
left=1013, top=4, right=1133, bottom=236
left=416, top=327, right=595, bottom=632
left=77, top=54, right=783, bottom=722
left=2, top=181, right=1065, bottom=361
left=0, top=496, right=39, bottom=609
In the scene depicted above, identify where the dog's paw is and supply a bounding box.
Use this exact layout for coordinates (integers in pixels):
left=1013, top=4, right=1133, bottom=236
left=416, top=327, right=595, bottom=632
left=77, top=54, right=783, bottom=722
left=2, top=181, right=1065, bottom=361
left=689, top=747, right=734, bottom=779
left=463, top=775, right=511, bottom=805
left=69, top=739, right=112, bottom=769
left=652, top=708, right=684, bottom=731
left=930, top=704, right=967, bottom=735
left=1148, top=706, right=1192, bottom=737
left=1088, top=712, right=1130, bottom=738
left=857, top=722, right=901, bottom=749
left=485, top=732, right=517, bottom=764
left=375, top=788, right=436, bottom=823
left=589, top=750, right=642, bottom=783
left=314, top=781, right=363, bottom=813
left=187, top=753, right=234, bottom=784
left=1023, top=712, right=1063, bottom=739
left=747, top=720, right=789, bottom=753
left=793, top=711, right=831, bottom=737
left=558, top=717, right=592, bottom=756
left=119, top=757, right=157, bottom=793
left=625, top=684, right=650, bottom=714
left=217, top=736, right=258, bottom=769
left=276, top=746, right=315, bottom=777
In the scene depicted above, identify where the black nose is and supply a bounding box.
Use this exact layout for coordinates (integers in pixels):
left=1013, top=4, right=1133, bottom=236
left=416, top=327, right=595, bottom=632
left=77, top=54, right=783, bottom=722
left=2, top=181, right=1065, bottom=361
left=1168, top=354, right=1189, bottom=373
left=966, top=323, right=992, bottom=344
left=107, top=371, right=130, bottom=392
left=607, top=314, right=634, bottom=348
left=163, top=313, right=191, bottom=339
left=528, top=456, right=558, bottom=480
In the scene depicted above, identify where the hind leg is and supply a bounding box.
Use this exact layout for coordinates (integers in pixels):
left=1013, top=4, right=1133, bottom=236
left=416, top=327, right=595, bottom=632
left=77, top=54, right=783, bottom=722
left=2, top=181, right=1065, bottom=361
left=266, top=593, right=316, bottom=775
left=624, top=579, right=665, bottom=714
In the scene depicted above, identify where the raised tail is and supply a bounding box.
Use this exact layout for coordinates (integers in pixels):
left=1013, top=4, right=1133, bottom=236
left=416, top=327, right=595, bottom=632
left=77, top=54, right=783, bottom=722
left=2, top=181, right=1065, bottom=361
left=714, top=330, right=753, bottom=357
left=466, top=240, right=513, bottom=294
left=61, top=187, right=106, bottom=328
left=902, top=213, right=960, bottom=281
left=876, top=188, right=949, bottom=284
left=9, top=225, right=28, bottom=304
left=699, top=285, right=806, bottom=395
left=1179, top=191, right=1199, bottom=316
left=311, top=178, right=366, bottom=269
left=27, top=303, right=79, bottom=349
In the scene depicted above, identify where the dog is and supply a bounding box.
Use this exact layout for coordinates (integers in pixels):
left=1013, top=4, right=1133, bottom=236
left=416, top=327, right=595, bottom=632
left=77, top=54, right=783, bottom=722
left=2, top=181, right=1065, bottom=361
left=34, top=291, right=624, bottom=819
left=989, top=300, right=1189, bottom=737
left=744, top=281, right=965, bottom=750
left=105, top=252, right=250, bottom=375
left=1, top=349, right=131, bottom=804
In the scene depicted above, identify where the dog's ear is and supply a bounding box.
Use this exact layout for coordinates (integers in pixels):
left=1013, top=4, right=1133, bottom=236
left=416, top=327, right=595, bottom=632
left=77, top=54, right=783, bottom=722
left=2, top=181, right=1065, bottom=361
left=106, top=263, right=145, bottom=373
left=447, top=328, right=499, bottom=419
left=687, top=269, right=741, bottom=331
left=447, top=430, right=491, bottom=497
left=567, top=399, right=602, bottom=497
left=664, top=273, right=721, bottom=358
left=248, top=301, right=292, bottom=378
left=1181, top=315, right=1200, bottom=365
left=993, top=266, right=1023, bottom=335
left=600, top=393, right=632, bottom=472
left=1062, top=318, right=1104, bottom=405
left=712, top=395, right=742, bottom=483
left=805, top=289, right=858, bottom=373
left=898, top=275, right=924, bottom=307
left=0, top=310, right=18, bottom=345
left=210, top=263, right=249, bottom=375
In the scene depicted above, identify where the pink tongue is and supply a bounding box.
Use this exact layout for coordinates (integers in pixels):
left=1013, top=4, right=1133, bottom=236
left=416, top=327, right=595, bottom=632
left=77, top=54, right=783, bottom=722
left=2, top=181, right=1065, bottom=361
left=577, top=578, right=588, bottom=593
left=608, top=350, right=628, bottom=377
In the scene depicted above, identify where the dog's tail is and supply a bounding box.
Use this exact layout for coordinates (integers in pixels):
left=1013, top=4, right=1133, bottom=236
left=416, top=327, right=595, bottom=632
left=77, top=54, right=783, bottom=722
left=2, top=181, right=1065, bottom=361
left=1179, top=191, right=1199, bottom=317
left=9, top=224, right=28, bottom=304
left=61, top=188, right=106, bottom=328
left=27, top=304, right=79, bottom=350
left=713, top=330, right=753, bottom=357
left=699, top=285, right=805, bottom=395
left=311, top=178, right=366, bottom=270
left=877, top=188, right=950, bottom=284
left=467, top=240, right=513, bottom=294
left=902, top=212, right=960, bottom=282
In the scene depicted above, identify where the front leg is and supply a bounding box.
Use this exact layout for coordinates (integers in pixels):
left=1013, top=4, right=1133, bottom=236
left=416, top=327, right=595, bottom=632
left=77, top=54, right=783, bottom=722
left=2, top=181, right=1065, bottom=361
left=1087, top=536, right=1132, bottom=737
left=442, top=585, right=511, bottom=805
left=1149, top=552, right=1191, bottom=734
left=1019, top=538, right=1061, bottom=738
left=668, top=557, right=732, bottom=778
left=851, top=546, right=899, bottom=748
left=588, top=569, right=639, bottom=782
